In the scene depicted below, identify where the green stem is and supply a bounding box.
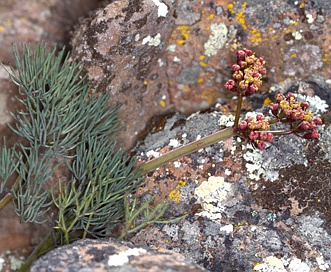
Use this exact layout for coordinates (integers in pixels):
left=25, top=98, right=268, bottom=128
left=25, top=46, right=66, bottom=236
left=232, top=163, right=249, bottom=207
left=0, top=176, right=22, bottom=212
left=234, top=94, right=243, bottom=127
left=138, top=127, right=234, bottom=174
left=0, top=193, right=13, bottom=211
left=266, top=129, right=293, bottom=136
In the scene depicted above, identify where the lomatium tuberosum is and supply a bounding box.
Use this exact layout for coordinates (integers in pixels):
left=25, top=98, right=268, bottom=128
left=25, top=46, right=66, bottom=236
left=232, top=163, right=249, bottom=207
left=139, top=48, right=323, bottom=173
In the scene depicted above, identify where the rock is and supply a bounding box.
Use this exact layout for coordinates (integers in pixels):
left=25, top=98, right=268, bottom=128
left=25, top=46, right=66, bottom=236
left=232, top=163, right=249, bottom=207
left=0, top=0, right=101, bottom=64
left=70, top=0, right=176, bottom=150
left=131, top=80, right=331, bottom=271
left=30, top=238, right=208, bottom=272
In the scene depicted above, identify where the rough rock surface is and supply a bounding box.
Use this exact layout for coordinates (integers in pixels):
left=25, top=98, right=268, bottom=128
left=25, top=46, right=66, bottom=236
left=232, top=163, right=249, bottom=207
left=130, top=79, right=331, bottom=271
left=0, top=0, right=102, bottom=65
left=1, top=0, right=331, bottom=271
left=70, top=0, right=331, bottom=150
left=70, top=0, right=176, bottom=149
left=30, top=238, right=207, bottom=272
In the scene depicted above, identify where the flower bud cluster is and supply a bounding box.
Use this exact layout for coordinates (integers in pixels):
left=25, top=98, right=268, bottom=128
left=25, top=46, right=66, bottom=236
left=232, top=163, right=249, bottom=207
left=270, top=92, right=322, bottom=139
left=237, top=114, right=274, bottom=150
left=225, top=48, right=267, bottom=97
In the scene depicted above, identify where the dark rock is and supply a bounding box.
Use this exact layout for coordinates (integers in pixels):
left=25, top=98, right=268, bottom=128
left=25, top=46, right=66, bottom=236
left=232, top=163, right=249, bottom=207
left=131, top=80, right=331, bottom=270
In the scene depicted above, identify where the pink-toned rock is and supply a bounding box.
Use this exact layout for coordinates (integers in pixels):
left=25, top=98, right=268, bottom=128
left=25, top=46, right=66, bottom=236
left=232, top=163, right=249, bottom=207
left=70, top=0, right=175, bottom=150
left=30, top=238, right=208, bottom=272
left=0, top=0, right=101, bottom=65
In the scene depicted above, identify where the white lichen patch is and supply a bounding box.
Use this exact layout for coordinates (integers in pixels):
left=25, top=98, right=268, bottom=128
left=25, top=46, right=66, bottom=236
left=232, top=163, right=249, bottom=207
left=306, top=13, right=314, bottom=23
left=146, top=150, right=160, bottom=158
left=157, top=58, right=164, bottom=67
left=174, top=161, right=181, bottom=168
left=243, top=146, right=272, bottom=181
left=9, top=256, right=24, bottom=271
left=152, top=0, right=168, bottom=17
left=194, top=176, right=234, bottom=220
left=243, top=133, right=309, bottom=182
left=288, top=257, right=310, bottom=272
left=108, top=248, right=146, bottom=266
left=316, top=254, right=330, bottom=271
left=255, top=256, right=311, bottom=272
left=220, top=224, right=233, bottom=234
left=218, top=114, right=235, bottom=127
left=162, top=224, right=180, bottom=242
left=296, top=94, right=329, bottom=115
left=292, top=31, right=302, bottom=40
left=169, top=138, right=180, bottom=148
left=320, top=125, right=331, bottom=161
left=254, top=256, right=286, bottom=271
left=167, top=44, right=176, bottom=52
left=0, top=258, right=4, bottom=271
left=204, top=23, right=228, bottom=57
left=142, top=33, right=161, bottom=46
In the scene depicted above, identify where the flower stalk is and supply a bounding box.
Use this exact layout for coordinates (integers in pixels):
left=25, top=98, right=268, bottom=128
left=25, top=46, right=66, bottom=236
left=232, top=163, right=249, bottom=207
left=139, top=127, right=234, bottom=174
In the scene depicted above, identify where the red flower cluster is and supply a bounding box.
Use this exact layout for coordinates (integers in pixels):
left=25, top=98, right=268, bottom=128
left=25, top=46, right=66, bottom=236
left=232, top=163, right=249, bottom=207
left=237, top=114, right=274, bottom=150
left=224, top=48, right=322, bottom=150
left=225, top=48, right=267, bottom=97
left=270, top=92, right=322, bottom=139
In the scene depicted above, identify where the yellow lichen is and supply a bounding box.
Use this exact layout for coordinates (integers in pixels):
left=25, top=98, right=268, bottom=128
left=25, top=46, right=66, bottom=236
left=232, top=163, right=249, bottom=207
left=228, top=3, right=235, bottom=13
left=168, top=180, right=186, bottom=203
left=323, top=53, right=328, bottom=62
left=197, top=78, right=204, bottom=83
left=263, top=97, right=272, bottom=106
left=199, top=61, right=207, bottom=67
left=236, top=2, right=248, bottom=30
left=250, top=29, right=262, bottom=43
left=0, top=25, right=4, bottom=32
left=159, top=100, right=166, bottom=107
left=207, top=13, right=215, bottom=20
left=176, top=25, right=190, bottom=45
left=228, top=2, right=265, bottom=43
